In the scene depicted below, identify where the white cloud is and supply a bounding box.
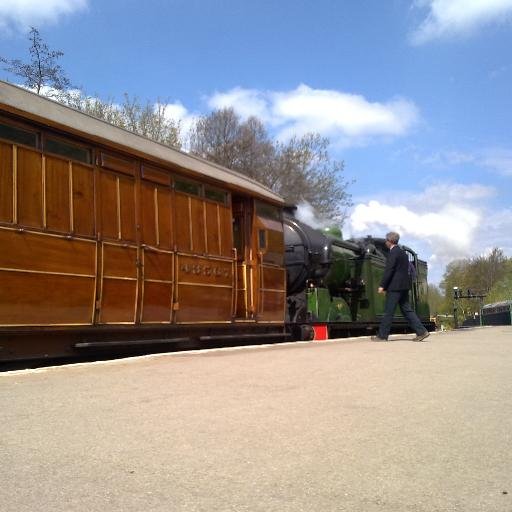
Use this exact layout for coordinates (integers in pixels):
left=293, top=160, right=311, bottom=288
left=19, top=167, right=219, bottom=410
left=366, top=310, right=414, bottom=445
left=480, top=209, right=512, bottom=254
left=407, top=146, right=512, bottom=176
left=156, top=101, right=199, bottom=150
left=156, top=101, right=198, bottom=137
left=411, top=0, right=512, bottom=44
left=0, top=0, right=87, bottom=31
left=207, top=84, right=419, bottom=147
left=419, top=150, right=476, bottom=167
left=481, top=148, right=512, bottom=175
left=208, top=88, right=271, bottom=123
left=490, top=65, right=509, bottom=79
left=348, top=182, right=500, bottom=283
left=350, top=200, right=479, bottom=256
left=414, top=182, right=495, bottom=206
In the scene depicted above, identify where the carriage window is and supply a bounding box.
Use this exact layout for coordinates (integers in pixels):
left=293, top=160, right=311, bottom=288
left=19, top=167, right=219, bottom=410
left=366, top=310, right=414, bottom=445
left=258, top=229, right=267, bottom=250
left=45, top=137, right=91, bottom=164
left=255, top=201, right=282, bottom=221
left=205, top=187, right=228, bottom=205
left=174, top=179, right=201, bottom=196
left=0, top=122, right=38, bottom=147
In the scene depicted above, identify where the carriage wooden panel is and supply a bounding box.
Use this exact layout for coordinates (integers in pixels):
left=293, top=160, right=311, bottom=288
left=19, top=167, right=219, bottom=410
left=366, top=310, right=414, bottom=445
left=205, top=201, right=233, bottom=258
left=0, top=228, right=96, bottom=325
left=101, top=243, right=138, bottom=278
left=0, top=141, right=13, bottom=223
left=140, top=248, right=174, bottom=323
left=45, top=155, right=70, bottom=232
left=0, top=228, right=96, bottom=275
left=98, top=243, right=138, bottom=324
left=205, top=202, right=221, bottom=255
left=140, top=179, right=174, bottom=250
left=140, top=281, right=173, bottom=323
left=174, top=192, right=192, bottom=252
left=175, top=254, right=233, bottom=323
left=17, top=147, right=43, bottom=228
left=176, top=285, right=232, bottom=323
left=99, top=278, right=137, bottom=324
left=140, top=181, right=158, bottom=247
left=156, top=187, right=173, bottom=249
left=98, top=167, right=137, bottom=242
left=71, top=163, right=95, bottom=237
left=219, top=204, right=233, bottom=258
left=141, top=164, right=171, bottom=186
left=98, top=171, right=118, bottom=240
left=99, top=152, right=136, bottom=176
left=258, top=265, right=286, bottom=322
left=0, top=271, right=95, bottom=325
left=190, top=196, right=206, bottom=254
left=119, top=176, right=137, bottom=242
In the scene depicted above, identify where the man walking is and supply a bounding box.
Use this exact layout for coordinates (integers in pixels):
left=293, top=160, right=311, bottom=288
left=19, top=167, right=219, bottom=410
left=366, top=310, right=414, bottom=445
left=371, top=232, right=430, bottom=342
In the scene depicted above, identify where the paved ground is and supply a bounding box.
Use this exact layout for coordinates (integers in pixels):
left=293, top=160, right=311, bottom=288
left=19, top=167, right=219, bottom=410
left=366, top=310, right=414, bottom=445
left=1, top=327, right=512, bottom=512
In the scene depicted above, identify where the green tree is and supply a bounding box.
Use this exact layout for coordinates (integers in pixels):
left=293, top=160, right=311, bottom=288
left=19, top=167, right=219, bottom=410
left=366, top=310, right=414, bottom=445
left=427, top=283, right=445, bottom=316
left=1, top=27, right=72, bottom=95
left=486, top=260, right=512, bottom=303
left=470, top=248, right=508, bottom=294
left=440, top=248, right=510, bottom=320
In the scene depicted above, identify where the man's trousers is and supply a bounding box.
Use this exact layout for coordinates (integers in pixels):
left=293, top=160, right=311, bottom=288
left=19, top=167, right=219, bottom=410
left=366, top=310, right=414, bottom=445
left=378, top=290, right=426, bottom=339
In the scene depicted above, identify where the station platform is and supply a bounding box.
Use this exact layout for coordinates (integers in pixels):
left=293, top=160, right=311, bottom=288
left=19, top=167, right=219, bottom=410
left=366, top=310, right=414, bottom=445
left=1, top=326, right=512, bottom=512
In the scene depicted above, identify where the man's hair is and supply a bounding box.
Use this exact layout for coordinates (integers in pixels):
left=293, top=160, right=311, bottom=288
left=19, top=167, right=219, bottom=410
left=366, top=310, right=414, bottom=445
left=385, top=231, right=400, bottom=244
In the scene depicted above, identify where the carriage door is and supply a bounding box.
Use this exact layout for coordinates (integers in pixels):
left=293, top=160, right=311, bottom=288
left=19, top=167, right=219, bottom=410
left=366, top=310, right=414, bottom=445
left=232, top=197, right=256, bottom=320
left=96, top=152, right=139, bottom=324
left=254, top=201, right=286, bottom=322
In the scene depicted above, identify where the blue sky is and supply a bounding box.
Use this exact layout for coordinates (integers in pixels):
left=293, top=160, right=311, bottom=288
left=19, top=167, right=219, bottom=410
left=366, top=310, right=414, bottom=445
left=1, top=0, right=512, bottom=283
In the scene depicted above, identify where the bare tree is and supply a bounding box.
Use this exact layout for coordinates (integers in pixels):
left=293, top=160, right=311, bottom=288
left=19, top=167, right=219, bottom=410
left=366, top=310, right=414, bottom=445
left=1, top=27, right=72, bottom=95
left=273, top=134, right=352, bottom=222
left=119, top=94, right=181, bottom=148
left=61, top=91, right=182, bottom=149
left=234, top=116, right=276, bottom=182
left=189, top=108, right=242, bottom=169
left=189, top=108, right=276, bottom=182
left=189, top=108, right=352, bottom=222
left=63, top=92, right=126, bottom=126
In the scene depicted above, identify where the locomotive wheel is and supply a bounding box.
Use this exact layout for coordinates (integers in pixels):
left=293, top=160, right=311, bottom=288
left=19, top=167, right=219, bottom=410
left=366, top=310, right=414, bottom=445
left=299, top=324, right=314, bottom=341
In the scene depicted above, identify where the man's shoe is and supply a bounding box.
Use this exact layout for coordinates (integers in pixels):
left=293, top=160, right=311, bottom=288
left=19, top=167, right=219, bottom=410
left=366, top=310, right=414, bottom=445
left=371, top=335, right=388, bottom=342
left=413, top=331, right=430, bottom=342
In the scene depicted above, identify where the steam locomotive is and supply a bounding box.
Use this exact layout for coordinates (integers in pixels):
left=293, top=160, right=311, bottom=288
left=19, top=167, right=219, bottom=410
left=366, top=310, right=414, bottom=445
left=0, top=81, right=432, bottom=363
left=284, top=209, right=432, bottom=341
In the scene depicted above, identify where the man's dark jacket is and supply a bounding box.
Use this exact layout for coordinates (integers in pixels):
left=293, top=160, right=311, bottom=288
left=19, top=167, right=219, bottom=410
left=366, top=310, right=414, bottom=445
left=380, top=245, right=411, bottom=291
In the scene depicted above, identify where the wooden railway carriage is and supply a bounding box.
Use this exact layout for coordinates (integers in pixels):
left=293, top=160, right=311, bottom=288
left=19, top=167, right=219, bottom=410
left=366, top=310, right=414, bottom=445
left=0, top=81, right=287, bottom=361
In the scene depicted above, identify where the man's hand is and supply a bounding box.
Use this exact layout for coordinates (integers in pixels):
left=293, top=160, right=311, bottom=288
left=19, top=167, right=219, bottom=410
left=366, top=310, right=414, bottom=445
left=378, top=287, right=385, bottom=294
